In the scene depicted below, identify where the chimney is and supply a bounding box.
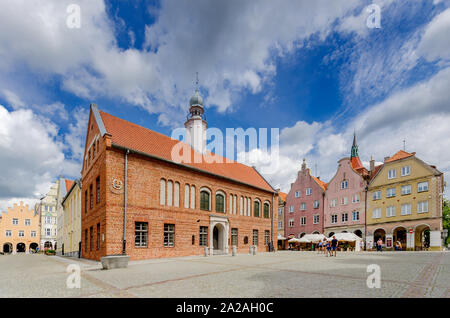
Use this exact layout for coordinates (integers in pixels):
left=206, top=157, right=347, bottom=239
left=384, top=156, right=389, bottom=162
left=370, top=156, right=375, bottom=172
left=290, top=183, right=294, bottom=189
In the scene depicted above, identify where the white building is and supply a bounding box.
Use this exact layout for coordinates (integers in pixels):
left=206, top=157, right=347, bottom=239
left=36, top=180, right=58, bottom=250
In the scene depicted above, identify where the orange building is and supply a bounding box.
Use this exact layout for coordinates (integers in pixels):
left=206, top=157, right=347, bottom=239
left=0, top=201, right=40, bottom=254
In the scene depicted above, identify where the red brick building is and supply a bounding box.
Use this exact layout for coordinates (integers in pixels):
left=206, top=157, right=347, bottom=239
left=285, top=159, right=327, bottom=240
left=81, top=97, right=278, bottom=261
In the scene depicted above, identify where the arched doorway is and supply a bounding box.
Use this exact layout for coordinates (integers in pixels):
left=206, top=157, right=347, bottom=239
left=328, top=232, right=335, bottom=238
left=312, top=231, right=320, bottom=234
left=299, top=233, right=306, bottom=238
left=212, top=223, right=225, bottom=253
left=44, top=241, right=52, bottom=249
left=374, top=229, right=386, bottom=248
left=29, top=243, right=38, bottom=253
left=354, top=230, right=363, bottom=238
left=16, top=243, right=26, bottom=253
left=2, top=243, right=12, bottom=254
left=393, top=227, right=406, bottom=250
left=415, top=224, right=430, bottom=251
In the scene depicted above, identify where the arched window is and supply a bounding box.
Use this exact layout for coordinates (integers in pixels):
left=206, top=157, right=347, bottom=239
left=167, top=180, right=173, bottom=206
left=184, top=184, right=190, bottom=208
left=216, top=192, right=225, bottom=213
left=233, top=195, right=237, bottom=214
left=174, top=182, right=180, bottom=207
left=247, top=197, right=251, bottom=216
left=254, top=199, right=261, bottom=217
left=190, top=185, right=196, bottom=209
left=200, top=188, right=211, bottom=211
left=160, top=179, right=166, bottom=205
left=229, top=194, right=233, bottom=214
left=264, top=202, right=270, bottom=218
left=240, top=196, right=243, bottom=215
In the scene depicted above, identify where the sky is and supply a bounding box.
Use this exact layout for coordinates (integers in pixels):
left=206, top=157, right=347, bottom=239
left=0, top=0, right=449, bottom=211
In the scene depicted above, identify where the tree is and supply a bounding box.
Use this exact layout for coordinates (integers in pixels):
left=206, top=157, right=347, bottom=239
left=443, top=199, right=450, bottom=245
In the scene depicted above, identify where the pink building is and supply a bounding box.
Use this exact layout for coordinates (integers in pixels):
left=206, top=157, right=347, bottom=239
left=285, top=159, right=327, bottom=239
left=323, top=135, right=368, bottom=239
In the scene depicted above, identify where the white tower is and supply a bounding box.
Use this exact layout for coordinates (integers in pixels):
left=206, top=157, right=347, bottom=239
left=184, top=82, right=207, bottom=154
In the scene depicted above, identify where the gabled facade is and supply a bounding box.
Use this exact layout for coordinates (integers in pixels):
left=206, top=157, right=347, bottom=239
left=367, top=150, right=444, bottom=251
left=285, top=159, right=327, bottom=239
left=277, top=191, right=287, bottom=249
left=62, top=179, right=82, bottom=257
left=81, top=92, right=277, bottom=261
left=324, top=135, right=367, bottom=239
left=55, top=177, right=74, bottom=255
left=37, top=180, right=58, bottom=250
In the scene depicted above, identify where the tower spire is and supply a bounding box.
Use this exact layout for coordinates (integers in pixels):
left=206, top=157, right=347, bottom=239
left=351, top=131, right=359, bottom=158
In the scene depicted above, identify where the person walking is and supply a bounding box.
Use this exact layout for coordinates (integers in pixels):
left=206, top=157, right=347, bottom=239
left=377, top=238, right=383, bottom=252
left=331, top=235, right=338, bottom=257
left=325, top=239, right=331, bottom=257
left=317, top=241, right=322, bottom=254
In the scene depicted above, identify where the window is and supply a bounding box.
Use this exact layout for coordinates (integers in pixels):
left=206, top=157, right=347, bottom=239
left=46, top=228, right=51, bottom=236
left=386, top=188, right=396, bottom=198
left=278, top=221, right=283, bottom=229
left=231, top=228, right=238, bottom=246
left=289, top=205, right=294, bottom=213
left=19, top=230, right=24, bottom=237
left=216, top=193, right=225, bottom=213
left=300, top=216, right=306, bottom=225
left=244, top=197, right=248, bottom=216
left=388, top=169, right=396, bottom=179
left=247, top=197, right=251, bottom=216
left=240, top=197, right=244, bottom=215
left=331, top=215, right=338, bottom=224
left=401, top=185, right=412, bottom=195
left=372, top=208, right=381, bottom=219
left=417, top=201, right=429, bottom=213
left=160, top=179, right=166, bottom=205
left=300, top=203, right=306, bottom=211
left=89, top=226, right=93, bottom=251
left=12, top=218, right=18, bottom=225
left=254, top=200, right=260, bottom=217
left=174, top=182, right=180, bottom=207
left=372, top=191, right=381, bottom=200
left=341, top=213, right=348, bottom=223
left=164, top=224, right=175, bottom=247
left=167, top=181, right=173, bottom=206
left=330, top=199, right=337, bottom=207
left=288, top=218, right=294, bottom=227
left=97, top=223, right=101, bottom=250
left=313, top=214, right=320, bottom=224
left=264, top=230, right=270, bottom=245
left=233, top=195, right=237, bottom=215
left=190, top=186, right=196, bottom=209
left=418, top=182, right=429, bottom=192
left=386, top=206, right=396, bottom=217
left=341, top=180, right=348, bottom=189
left=5, top=230, right=11, bottom=237
left=352, top=211, right=360, bottom=221
left=352, top=194, right=360, bottom=203
left=85, top=190, right=88, bottom=213
left=96, top=176, right=100, bottom=204
left=45, top=216, right=52, bottom=224
left=252, top=230, right=258, bottom=245
left=134, top=222, right=148, bottom=247
left=89, top=184, right=93, bottom=209
left=401, top=166, right=410, bottom=176
left=341, top=197, right=348, bottom=205
left=263, top=203, right=270, bottom=218
left=401, top=203, right=411, bottom=215
left=295, top=191, right=301, bottom=198
left=84, top=229, right=88, bottom=253
left=25, top=219, right=30, bottom=226
left=184, top=184, right=190, bottom=208
left=31, top=231, right=36, bottom=237
left=306, top=188, right=312, bottom=196
left=45, top=205, right=48, bottom=212
left=199, top=226, right=208, bottom=246
left=278, top=208, right=283, bottom=215
left=313, top=200, right=319, bottom=209
left=200, top=190, right=210, bottom=211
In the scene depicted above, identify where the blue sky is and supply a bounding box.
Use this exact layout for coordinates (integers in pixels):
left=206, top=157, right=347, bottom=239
left=0, top=0, right=449, bottom=210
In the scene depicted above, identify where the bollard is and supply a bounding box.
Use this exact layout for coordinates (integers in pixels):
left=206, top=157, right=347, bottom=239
left=209, top=247, right=214, bottom=256
left=253, top=245, right=257, bottom=255
left=232, top=246, right=237, bottom=256
left=204, top=246, right=209, bottom=257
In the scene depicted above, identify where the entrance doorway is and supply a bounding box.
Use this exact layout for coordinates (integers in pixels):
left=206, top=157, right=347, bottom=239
left=212, top=223, right=225, bottom=254
left=16, top=243, right=26, bottom=253
left=29, top=243, right=38, bottom=252
left=44, top=241, right=53, bottom=249
left=393, top=227, right=406, bottom=250
left=374, top=229, right=386, bottom=248
left=3, top=243, right=12, bottom=254
left=354, top=230, right=363, bottom=238
left=415, top=224, right=430, bottom=251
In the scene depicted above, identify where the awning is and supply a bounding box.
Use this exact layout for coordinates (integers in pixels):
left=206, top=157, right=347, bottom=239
left=277, top=234, right=287, bottom=240
left=327, top=232, right=361, bottom=242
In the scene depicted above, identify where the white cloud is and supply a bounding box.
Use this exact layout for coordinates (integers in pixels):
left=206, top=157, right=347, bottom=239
left=417, top=7, right=450, bottom=62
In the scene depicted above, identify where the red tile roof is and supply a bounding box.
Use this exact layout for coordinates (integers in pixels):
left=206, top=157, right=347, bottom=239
left=99, top=110, right=275, bottom=193
left=385, top=150, right=414, bottom=163
left=65, top=179, right=74, bottom=192
left=312, top=176, right=328, bottom=191
left=279, top=192, right=287, bottom=202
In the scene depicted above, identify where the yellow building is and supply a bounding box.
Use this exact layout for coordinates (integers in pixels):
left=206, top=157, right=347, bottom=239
left=62, top=180, right=81, bottom=257
left=0, top=201, right=40, bottom=254
left=367, top=150, right=444, bottom=251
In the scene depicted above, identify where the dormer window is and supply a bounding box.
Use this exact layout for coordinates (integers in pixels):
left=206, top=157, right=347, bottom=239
left=341, top=180, right=348, bottom=189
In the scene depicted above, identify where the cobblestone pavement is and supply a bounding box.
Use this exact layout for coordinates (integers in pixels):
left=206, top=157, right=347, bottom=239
left=0, top=251, right=448, bottom=298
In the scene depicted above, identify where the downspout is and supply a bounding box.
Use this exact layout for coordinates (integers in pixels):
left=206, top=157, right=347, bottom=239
left=364, top=184, right=368, bottom=251
left=271, top=192, right=274, bottom=252
left=122, top=149, right=129, bottom=255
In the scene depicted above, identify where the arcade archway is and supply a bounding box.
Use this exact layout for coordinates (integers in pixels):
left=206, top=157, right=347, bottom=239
left=415, top=224, right=430, bottom=251
left=16, top=243, right=26, bottom=253
left=2, top=243, right=12, bottom=254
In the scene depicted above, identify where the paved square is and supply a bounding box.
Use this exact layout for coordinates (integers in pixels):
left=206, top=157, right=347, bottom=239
left=0, top=251, right=448, bottom=298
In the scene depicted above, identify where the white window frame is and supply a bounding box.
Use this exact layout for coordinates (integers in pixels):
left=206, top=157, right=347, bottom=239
left=341, top=213, right=348, bottom=223
left=306, top=188, right=312, bottom=196
left=388, top=169, right=396, bottom=179
left=313, top=200, right=319, bottom=209
left=288, top=218, right=294, bottom=227
left=352, top=211, right=360, bottom=221
left=19, top=230, right=24, bottom=237
left=300, top=203, right=306, bottom=211
left=331, top=214, right=338, bottom=224
left=386, top=206, right=396, bottom=217
left=401, top=185, right=412, bottom=195
left=401, top=203, right=412, bottom=215
left=160, top=179, right=166, bottom=206
left=372, top=191, right=381, bottom=200
left=295, top=191, right=301, bottom=198
left=386, top=188, right=396, bottom=198
left=372, top=208, right=381, bottom=219
left=300, top=216, right=306, bottom=226
left=417, top=201, right=428, bottom=213
left=330, top=199, right=337, bottom=208
left=12, top=218, right=18, bottom=225
left=352, top=194, right=360, bottom=203
left=418, top=181, right=429, bottom=192
left=5, top=230, right=11, bottom=237
left=289, top=205, right=294, bottom=213
left=341, top=180, right=348, bottom=189
left=401, top=166, right=410, bottom=176
left=313, top=214, right=320, bottom=224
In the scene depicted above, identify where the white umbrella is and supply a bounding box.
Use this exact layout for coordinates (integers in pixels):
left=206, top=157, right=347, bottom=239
left=302, top=234, right=326, bottom=243
left=277, top=234, right=287, bottom=240
left=288, top=238, right=301, bottom=243
left=327, top=232, right=361, bottom=242
left=298, top=237, right=311, bottom=243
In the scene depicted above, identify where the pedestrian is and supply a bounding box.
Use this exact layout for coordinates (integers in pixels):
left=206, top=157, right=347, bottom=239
left=360, top=240, right=365, bottom=251
left=331, top=235, right=338, bottom=257
left=377, top=238, right=383, bottom=252
left=398, top=241, right=402, bottom=251
left=317, top=241, right=322, bottom=254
